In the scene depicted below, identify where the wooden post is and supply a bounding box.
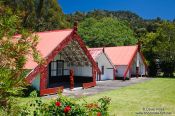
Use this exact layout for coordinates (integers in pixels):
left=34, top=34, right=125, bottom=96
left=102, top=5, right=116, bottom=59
left=129, top=70, right=131, bottom=80
left=113, top=69, right=116, bottom=80
left=99, top=72, right=101, bottom=81
left=136, top=67, right=139, bottom=78
left=92, top=66, right=96, bottom=85
left=70, top=69, right=74, bottom=90
left=40, top=67, right=47, bottom=96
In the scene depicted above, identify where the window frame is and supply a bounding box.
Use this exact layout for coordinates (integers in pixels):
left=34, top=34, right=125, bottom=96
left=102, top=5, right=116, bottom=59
left=49, top=60, right=64, bottom=77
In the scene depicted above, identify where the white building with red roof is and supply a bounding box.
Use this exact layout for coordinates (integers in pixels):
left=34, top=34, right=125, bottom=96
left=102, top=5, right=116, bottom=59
left=88, top=48, right=114, bottom=81
left=89, top=45, right=147, bottom=81
left=15, top=24, right=100, bottom=96
left=105, top=45, right=147, bottom=80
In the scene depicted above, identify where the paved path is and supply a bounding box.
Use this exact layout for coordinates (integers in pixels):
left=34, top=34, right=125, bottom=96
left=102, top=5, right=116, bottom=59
left=44, top=77, right=153, bottom=99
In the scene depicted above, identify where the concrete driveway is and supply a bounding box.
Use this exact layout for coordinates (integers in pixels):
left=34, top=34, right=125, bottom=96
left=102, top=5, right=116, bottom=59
left=44, top=77, right=153, bottom=98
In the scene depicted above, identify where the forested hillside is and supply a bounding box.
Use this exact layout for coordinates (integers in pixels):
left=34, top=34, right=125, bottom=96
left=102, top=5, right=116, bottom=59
left=78, top=17, right=137, bottom=47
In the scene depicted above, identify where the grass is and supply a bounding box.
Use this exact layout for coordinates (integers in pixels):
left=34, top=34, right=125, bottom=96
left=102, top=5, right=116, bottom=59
left=79, top=78, right=175, bottom=115
left=1, top=78, right=175, bottom=116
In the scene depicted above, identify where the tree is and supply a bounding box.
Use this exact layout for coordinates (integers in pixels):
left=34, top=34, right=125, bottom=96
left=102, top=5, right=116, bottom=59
left=141, top=32, right=159, bottom=76
left=67, top=11, right=86, bottom=23
left=78, top=17, right=137, bottom=47
left=156, top=22, right=175, bottom=76
left=67, top=10, right=145, bottom=34
left=2, top=0, right=70, bottom=32
left=142, top=22, right=175, bottom=77
left=0, top=5, right=42, bottom=107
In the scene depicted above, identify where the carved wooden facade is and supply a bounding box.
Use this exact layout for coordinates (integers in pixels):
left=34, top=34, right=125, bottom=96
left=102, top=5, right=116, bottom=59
left=25, top=26, right=100, bottom=96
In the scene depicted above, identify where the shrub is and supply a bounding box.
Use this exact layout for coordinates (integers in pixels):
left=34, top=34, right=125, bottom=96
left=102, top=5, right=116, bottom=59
left=20, top=94, right=111, bottom=116
left=0, top=7, right=43, bottom=107
left=23, top=86, right=39, bottom=97
left=29, top=90, right=38, bottom=98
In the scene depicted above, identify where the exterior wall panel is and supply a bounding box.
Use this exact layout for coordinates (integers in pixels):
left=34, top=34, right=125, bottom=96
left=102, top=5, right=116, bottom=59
left=96, top=53, right=113, bottom=80
left=116, top=65, right=127, bottom=77
left=50, top=53, right=93, bottom=77
left=31, top=74, right=40, bottom=90
left=130, top=52, right=146, bottom=76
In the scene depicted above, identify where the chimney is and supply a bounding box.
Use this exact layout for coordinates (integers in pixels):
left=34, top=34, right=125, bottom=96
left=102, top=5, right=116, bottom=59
left=73, top=21, right=78, bottom=32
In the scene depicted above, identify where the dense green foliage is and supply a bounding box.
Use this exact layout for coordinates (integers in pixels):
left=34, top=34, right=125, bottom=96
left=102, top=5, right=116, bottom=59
left=78, top=17, right=137, bottom=47
left=142, top=22, right=175, bottom=76
left=0, top=3, right=42, bottom=107
left=157, top=22, right=175, bottom=76
left=2, top=0, right=70, bottom=32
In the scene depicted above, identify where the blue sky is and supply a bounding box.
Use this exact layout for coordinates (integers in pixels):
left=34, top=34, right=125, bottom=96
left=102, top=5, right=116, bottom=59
left=58, top=0, right=175, bottom=20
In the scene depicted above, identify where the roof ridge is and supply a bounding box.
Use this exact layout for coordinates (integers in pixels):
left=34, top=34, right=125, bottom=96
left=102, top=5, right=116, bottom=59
left=35, top=29, right=73, bottom=34
left=14, top=29, right=73, bottom=37
left=88, top=45, right=138, bottom=50
left=104, top=45, right=138, bottom=48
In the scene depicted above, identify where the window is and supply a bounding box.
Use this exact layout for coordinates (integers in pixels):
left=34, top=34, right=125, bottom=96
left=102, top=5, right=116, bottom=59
left=101, top=66, right=104, bottom=75
left=49, top=60, right=64, bottom=77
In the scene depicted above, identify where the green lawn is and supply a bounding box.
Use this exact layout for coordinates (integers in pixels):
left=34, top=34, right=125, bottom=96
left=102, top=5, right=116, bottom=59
left=1, top=78, right=175, bottom=116
left=79, top=78, right=175, bottom=116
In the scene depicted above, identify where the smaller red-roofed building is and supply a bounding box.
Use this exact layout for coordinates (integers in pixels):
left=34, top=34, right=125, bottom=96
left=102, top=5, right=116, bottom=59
left=15, top=24, right=100, bottom=96
left=89, top=45, right=147, bottom=81
left=88, top=48, right=114, bottom=81
left=104, top=45, right=148, bottom=80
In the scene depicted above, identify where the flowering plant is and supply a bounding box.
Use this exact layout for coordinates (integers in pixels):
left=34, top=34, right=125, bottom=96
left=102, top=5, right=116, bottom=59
left=20, top=94, right=111, bottom=116
left=64, top=106, right=71, bottom=113
left=55, top=101, right=61, bottom=107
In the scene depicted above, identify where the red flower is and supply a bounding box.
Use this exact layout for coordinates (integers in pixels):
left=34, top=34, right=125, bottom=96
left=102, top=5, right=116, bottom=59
left=97, top=112, right=101, bottom=116
left=64, top=106, right=71, bottom=113
left=55, top=101, right=61, bottom=107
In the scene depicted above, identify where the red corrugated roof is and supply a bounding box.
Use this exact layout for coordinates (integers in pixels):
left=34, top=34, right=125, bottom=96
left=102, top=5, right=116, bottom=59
left=88, top=48, right=103, bottom=59
left=14, top=29, right=73, bottom=69
left=104, top=45, right=138, bottom=66
left=88, top=45, right=138, bottom=66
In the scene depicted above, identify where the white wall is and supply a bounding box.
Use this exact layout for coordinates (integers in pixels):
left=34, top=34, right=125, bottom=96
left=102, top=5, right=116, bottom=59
left=129, top=52, right=146, bottom=76
left=96, top=52, right=113, bottom=80
left=131, top=54, right=137, bottom=75
left=72, top=65, right=92, bottom=77
left=116, top=65, right=128, bottom=77
left=31, top=52, right=93, bottom=90
left=31, top=74, right=40, bottom=90
left=138, top=53, right=146, bottom=75
left=52, top=53, right=93, bottom=77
